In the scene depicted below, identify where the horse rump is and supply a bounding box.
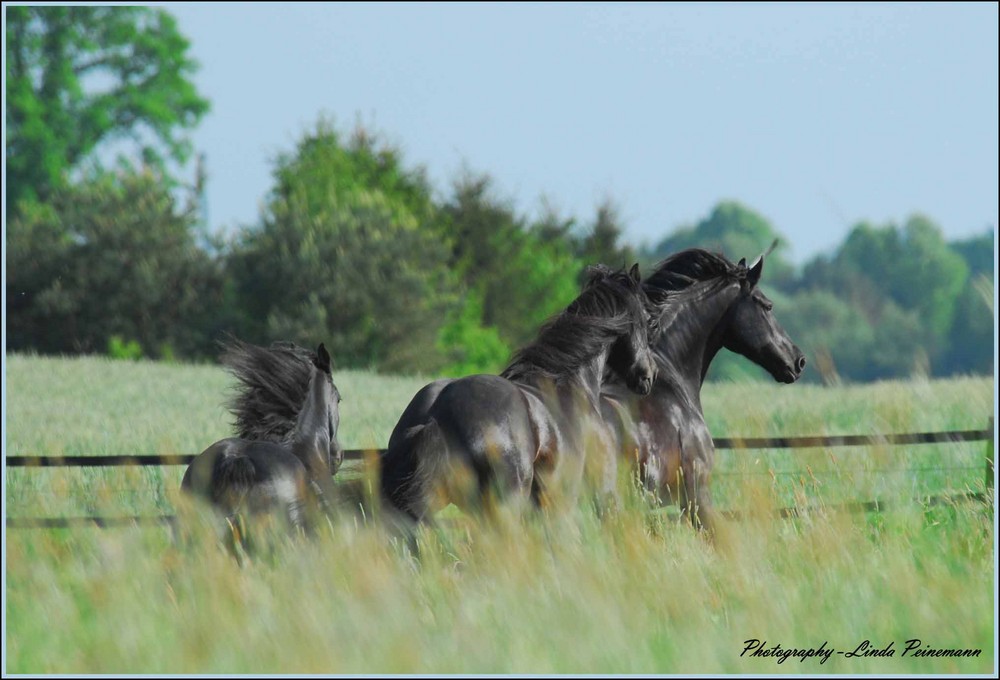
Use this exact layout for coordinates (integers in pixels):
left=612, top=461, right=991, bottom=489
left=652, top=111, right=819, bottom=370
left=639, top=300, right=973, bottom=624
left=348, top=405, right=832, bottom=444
left=210, top=452, right=258, bottom=508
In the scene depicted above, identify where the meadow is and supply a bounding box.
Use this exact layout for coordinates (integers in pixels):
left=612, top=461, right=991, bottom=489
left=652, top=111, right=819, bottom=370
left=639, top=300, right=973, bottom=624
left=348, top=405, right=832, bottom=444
left=4, top=354, right=996, bottom=674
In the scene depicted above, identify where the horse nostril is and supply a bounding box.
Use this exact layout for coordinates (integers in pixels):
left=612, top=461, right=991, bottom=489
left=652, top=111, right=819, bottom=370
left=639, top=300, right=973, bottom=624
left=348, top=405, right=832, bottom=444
left=796, top=356, right=807, bottom=372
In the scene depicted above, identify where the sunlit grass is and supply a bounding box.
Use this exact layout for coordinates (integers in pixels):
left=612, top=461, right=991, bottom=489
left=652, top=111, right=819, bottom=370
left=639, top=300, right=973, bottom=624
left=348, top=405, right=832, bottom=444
left=4, top=354, right=996, bottom=673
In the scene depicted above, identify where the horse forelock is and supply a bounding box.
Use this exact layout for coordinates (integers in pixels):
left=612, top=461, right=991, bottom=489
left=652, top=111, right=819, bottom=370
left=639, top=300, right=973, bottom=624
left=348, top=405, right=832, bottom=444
left=220, top=338, right=320, bottom=444
left=502, top=267, right=647, bottom=383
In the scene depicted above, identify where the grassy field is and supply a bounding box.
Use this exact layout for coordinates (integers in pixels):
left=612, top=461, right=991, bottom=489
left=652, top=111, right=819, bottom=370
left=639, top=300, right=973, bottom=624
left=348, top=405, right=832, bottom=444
left=4, top=354, right=996, bottom=673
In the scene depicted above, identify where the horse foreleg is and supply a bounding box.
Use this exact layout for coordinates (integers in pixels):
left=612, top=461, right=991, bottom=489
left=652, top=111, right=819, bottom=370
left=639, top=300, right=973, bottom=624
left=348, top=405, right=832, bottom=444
left=676, top=437, right=716, bottom=537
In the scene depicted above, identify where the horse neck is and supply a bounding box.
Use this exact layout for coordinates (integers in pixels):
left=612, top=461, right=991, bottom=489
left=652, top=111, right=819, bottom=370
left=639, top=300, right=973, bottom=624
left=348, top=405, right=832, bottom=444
left=564, top=348, right=609, bottom=410
left=291, top=367, right=331, bottom=465
left=519, top=345, right=610, bottom=415
left=654, top=280, right=739, bottom=399
left=505, top=306, right=627, bottom=413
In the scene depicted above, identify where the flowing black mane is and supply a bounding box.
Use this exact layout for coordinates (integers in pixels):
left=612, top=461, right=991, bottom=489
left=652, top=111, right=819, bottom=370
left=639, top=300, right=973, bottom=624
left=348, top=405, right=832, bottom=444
left=643, top=248, right=747, bottom=299
left=501, top=265, right=645, bottom=384
left=221, top=337, right=319, bottom=444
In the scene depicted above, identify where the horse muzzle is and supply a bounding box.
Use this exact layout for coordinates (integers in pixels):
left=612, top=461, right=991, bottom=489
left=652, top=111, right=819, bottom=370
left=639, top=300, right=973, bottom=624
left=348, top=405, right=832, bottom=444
left=628, top=368, right=655, bottom=395
left=777, top=350, right=807, bottom=384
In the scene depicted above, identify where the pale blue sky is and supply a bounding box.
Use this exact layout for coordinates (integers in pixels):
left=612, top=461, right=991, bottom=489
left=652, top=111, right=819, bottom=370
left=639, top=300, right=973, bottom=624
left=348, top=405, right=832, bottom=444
left=163, top=2, right=998, bottom=264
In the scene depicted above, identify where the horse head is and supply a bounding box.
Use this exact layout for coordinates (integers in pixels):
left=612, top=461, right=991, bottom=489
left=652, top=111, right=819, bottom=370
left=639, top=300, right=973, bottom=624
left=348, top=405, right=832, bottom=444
left=723, top=252, right=806, bottom=383
left=601, top=263, right=657, bottom=395
left=504, top=262, right=657, bottom=397
left=312, top=342, right=344, bottom=474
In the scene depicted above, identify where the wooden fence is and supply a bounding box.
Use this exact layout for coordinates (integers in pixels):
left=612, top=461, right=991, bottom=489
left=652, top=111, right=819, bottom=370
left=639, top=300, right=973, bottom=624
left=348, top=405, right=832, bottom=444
left=6, top=418, right=994, bottom=529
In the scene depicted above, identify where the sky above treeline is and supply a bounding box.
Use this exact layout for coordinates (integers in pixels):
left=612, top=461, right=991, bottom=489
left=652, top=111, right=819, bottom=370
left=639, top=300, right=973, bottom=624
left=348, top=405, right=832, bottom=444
left=165, top=2, right=998, bottom=264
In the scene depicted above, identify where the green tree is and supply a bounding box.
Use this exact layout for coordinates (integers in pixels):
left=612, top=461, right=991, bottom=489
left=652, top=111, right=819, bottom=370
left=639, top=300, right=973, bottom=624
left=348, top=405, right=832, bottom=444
left=230, top=122, right=459, bottom=373
left=574, top=199, right=637, bottom=273
left=942, top=228, right=995, bottom=375
left=270, top=119, right=437, bottom=229
left=6, top=165, right=225, bottom=358
left=950, top=229, right=995, bottom=279
left=441, top=174, right=583, bottom=349
left=649, top=200, right=796, bottom=290
left=436, top=290, right=510, bottom=376
left=531, top=198, right=577, bottom=245
left=802, top=216, right=969, bottom=363
left=941, top=275, right=994, bottom=376
left=5, top=6, right=209, bottom=216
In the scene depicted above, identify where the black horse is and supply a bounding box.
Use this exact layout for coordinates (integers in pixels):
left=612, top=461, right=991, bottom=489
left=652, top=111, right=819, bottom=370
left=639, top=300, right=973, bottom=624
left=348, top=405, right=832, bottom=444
left=181, top=339, right=343, bottom=537
left=601, top=248, right=805, bottom=533
left=380, top=264, right=658, bottom=524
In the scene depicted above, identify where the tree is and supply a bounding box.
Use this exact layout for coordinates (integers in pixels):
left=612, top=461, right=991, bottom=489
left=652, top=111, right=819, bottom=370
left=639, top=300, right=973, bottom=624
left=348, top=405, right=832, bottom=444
left=270, top=119, right=437, bottom=229
left=441, top=173, right=583, bottom=349
left=531, top=198, right=577, bottom=245
left=5, top=6, right=209, bottom=216
left=574, top=199, right=637, bottom=274
left=436, top=290, right=510, bottom=376
left=950, top=228, right=995, bottom=279
left=6, top=165, right=225, bottom=358
left=943, top=228, right=995, bottom=375
left=229, top=122, right=459, bottom=373
left=649, top=201, right=796, bottom=290
left=802, top=216, right=969, bottom=364
left=941, top=278, right=994, bottom=377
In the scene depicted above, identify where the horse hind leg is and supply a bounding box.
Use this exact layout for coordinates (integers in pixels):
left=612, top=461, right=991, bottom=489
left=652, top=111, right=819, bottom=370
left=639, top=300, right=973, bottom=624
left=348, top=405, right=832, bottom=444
left=224, top=513, right=251, bottom=567
left=285, top=495, right=312, bottom=538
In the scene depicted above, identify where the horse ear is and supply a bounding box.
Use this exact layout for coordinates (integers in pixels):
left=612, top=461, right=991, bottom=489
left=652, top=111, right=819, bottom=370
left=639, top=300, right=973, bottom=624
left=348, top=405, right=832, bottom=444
left=629, top=262, right=641, bottom=284
left=316, top=343, right=332, bottom=373
left=747, top=255, right=764, bottom=288
left=737, top=257, right=747, bottom=269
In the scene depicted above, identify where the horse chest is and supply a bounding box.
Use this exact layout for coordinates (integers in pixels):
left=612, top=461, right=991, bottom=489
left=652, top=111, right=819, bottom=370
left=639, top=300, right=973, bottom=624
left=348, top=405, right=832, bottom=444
left=633, top=399, right=710, bottom=490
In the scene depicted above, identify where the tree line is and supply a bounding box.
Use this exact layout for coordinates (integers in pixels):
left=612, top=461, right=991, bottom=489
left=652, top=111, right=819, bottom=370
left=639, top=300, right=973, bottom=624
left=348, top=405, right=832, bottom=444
left=6, top=6, right=994, bottom=383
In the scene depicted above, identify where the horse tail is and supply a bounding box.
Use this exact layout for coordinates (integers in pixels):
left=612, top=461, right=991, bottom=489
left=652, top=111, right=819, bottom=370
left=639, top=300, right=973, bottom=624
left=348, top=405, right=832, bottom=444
left=380, top=418, right=448, bottom=524
left=210, top=453, right=257, bottom=508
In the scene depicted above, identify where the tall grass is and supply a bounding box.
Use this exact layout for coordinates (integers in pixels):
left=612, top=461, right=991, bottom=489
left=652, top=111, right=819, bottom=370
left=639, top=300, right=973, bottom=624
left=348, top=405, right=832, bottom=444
left=4, top=355, right=996, bottom=673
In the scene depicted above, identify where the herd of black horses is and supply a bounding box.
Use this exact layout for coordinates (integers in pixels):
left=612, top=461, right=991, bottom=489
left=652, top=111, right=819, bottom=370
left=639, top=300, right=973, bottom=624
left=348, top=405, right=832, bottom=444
left=180, top=247, right=806, bottom=550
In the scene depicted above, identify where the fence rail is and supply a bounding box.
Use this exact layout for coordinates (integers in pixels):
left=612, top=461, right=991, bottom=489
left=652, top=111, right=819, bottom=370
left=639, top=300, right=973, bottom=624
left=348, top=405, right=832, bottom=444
left=6, top=422, right=994, bottom=469
left=6, top=419, right=994, bottom=529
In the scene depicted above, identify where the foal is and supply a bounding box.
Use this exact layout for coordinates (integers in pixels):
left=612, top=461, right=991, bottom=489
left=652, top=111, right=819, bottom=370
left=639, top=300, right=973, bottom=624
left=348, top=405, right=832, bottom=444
left=181, top=340, right=342, bottom=543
